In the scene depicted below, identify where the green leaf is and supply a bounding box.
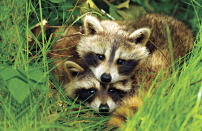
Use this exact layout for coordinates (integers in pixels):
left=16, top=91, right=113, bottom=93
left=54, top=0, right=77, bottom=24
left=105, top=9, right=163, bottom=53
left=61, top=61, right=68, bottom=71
left=17, top=67, right=47, bottom=90
left=131, top=0, right=144, bottom=5
left=117, top=5, right=146, bottom=20
left=0, top=64, right=47, bottom=94
left=116, top=0, right=130, bottom=9
left=8, top=77, right=30, bottom=104
left=109, top=4, right=122, bottom=20
left=49, top=0, right=66, bottom=3
left=59, top=1, right=74, bottom=10
left=0, top=65, right=19, bottom=81
left=27, top=67, right=46, bottom=83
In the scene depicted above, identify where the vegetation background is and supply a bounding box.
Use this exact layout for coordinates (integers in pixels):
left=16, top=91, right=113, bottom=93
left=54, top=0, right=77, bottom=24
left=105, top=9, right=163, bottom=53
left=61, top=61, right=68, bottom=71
left=0, top=0, right=201, bottom=130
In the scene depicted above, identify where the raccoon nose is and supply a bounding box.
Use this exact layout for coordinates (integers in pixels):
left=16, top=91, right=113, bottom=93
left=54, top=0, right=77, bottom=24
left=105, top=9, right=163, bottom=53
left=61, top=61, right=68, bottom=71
left=99, top=104, right=109, bottom=113
left=100, top=73, right=111, bottom=83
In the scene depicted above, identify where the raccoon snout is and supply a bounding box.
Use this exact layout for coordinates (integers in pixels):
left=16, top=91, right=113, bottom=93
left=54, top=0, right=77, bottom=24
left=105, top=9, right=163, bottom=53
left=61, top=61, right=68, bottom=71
left=99, top=104, right=110, bottom=113
left=101, top=73, right=112, bottom=83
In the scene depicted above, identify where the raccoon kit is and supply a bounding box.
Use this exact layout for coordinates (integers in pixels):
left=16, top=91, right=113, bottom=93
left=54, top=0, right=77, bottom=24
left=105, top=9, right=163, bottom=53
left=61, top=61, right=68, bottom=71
left=65, top=71, right=136, bottom=113
left=77, top=14, right=193, bottom=87
left=64, top=68, right=143, bottom=128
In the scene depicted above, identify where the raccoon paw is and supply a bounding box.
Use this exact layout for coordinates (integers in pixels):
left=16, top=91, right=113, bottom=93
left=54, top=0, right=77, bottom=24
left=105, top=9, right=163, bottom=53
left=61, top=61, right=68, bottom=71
left=108, top=95, right=142, bottom=130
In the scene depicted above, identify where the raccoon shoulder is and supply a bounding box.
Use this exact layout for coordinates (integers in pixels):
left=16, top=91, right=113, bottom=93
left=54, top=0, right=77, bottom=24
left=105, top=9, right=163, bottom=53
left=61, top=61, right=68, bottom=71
left=49, top=25, right=84, bottom=84
left=108, top=94, right=143, bottom=129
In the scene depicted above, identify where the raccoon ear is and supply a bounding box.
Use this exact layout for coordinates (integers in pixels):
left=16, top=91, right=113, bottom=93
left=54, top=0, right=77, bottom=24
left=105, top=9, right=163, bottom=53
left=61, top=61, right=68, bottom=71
left=64, top=61, right=84, bottom=73
left=64, top=61, right=84, bottom=80
left=128, top=28, right=151, bottom=45
left=84, top=15, right=103, bottom=35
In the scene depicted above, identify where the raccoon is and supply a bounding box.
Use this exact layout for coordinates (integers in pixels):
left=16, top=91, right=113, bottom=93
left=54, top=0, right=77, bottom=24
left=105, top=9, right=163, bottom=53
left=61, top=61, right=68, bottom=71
left=65, top=71, right=136, bottom=113
left=64, top=68, right=143, bottom=128
left=77, top=14, right=193, bottom=85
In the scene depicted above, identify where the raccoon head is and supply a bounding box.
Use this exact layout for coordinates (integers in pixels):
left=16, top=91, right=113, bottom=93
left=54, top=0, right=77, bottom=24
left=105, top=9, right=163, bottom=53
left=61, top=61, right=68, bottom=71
left=65, top=71, right=134, bottom=113
left=77, top=15, right=151, bottom=83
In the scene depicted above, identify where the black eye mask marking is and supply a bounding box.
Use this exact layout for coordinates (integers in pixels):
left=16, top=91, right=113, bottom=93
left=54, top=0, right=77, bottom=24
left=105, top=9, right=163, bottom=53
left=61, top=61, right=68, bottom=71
left=108, top=87, right=127, bottom=102
left=75, top=88, right=97, bottom=103
left=83, top=52, right=99, bottom=67
left=118, top=60, right=139, bottom=75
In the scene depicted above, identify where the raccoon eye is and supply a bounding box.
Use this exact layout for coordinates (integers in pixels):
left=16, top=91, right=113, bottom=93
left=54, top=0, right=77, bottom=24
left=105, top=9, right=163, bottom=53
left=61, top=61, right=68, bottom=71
left=88, top=88, right=96, bottom=95
left=108, top=88, right=116, bottom=93
left=96, top=54, right=105, bottom=61
left=117, top=59, right=126, bottom=65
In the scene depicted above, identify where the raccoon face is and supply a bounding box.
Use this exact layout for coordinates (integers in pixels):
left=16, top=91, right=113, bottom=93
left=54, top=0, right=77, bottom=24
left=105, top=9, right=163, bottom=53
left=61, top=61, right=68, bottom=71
left=65, top=71, right=133, bottom=113
left=77, top=15, right=151, bottom=83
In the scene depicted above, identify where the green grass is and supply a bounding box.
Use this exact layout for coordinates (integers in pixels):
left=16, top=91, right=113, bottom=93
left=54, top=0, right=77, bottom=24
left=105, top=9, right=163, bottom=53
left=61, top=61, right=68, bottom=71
left=0, top=0, right=201, bottom=131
